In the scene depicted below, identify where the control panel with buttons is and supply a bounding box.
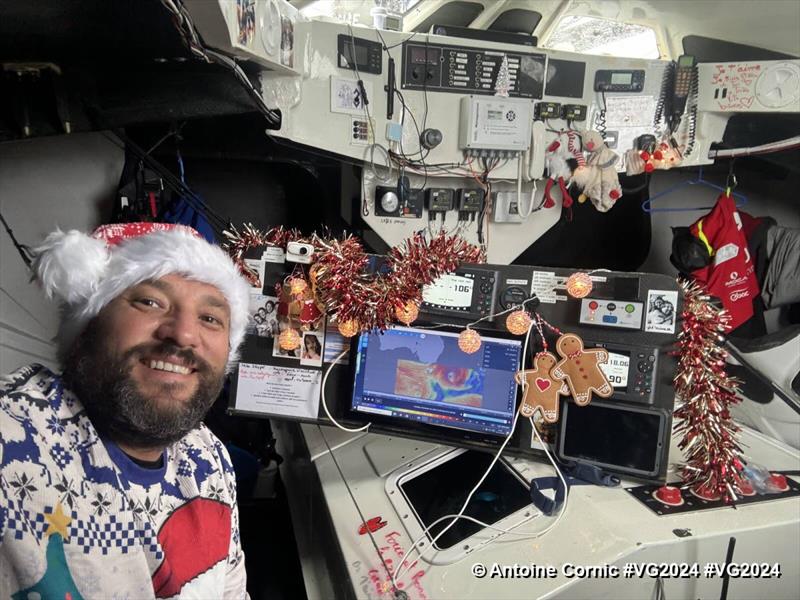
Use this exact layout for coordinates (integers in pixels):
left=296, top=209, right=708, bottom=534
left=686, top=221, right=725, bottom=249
left=579, top=297, right=644, bottom=330
left=420, top=268, right=499, bottom=322
left=588, top=341, right=658, bottom=405
left=628, top=471, right=800, bottom=516
left=401, top=41, right=545, bottom=98
left=631, top=349, right=657, bottom=404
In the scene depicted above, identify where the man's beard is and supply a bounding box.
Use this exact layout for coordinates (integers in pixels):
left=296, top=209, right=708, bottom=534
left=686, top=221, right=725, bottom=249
left=63, top=320, right=226, bottom=449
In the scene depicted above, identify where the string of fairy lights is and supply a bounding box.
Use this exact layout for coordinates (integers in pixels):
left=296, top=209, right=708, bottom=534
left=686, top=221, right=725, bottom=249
left=273, top=269, right=596, bottom=353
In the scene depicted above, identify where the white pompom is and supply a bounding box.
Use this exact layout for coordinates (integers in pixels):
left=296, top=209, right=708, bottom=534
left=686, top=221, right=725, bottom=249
left=32, top=229, right=109, bottom=305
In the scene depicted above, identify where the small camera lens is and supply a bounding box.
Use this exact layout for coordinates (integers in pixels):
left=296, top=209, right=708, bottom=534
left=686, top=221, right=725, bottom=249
left=299, top=246, right=308, bottom=255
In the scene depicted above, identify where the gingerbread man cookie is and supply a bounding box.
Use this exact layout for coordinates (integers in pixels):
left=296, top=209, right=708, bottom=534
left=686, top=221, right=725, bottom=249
left=552, top=333, right=613, bottom=406
left=515, top=352, right=569, bottom=423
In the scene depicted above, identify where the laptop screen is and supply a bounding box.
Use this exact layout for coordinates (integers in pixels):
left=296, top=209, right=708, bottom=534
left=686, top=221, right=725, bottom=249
left=351, top=326, right=521, bottom=436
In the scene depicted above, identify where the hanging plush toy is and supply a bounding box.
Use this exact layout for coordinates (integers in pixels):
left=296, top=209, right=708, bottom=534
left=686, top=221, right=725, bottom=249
left=626, top=139, right=683, bottom=175
left=577, top=130, right=622, bottom=212
left=544, top=138, right=573, bottom=211
left=651, top=141, right=683, bottom=170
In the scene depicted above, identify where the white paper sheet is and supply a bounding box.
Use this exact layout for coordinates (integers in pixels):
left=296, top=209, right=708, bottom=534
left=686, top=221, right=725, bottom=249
left=235, top=363, right=321, bottom=418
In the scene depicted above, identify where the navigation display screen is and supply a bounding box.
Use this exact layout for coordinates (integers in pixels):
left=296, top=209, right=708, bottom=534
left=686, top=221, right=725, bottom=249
left=343, top=41, right=368, bottom=65
left=560, top=401, right=663, bottom=475
left=599, top=350, right=630, bottom=390
left=422, top=274, right=474, bottom=309
left=351, top=327, right=521, bottom=436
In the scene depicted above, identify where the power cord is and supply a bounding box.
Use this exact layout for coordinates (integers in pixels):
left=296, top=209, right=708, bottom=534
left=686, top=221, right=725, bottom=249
left=393, top=404, right=571, bottom=580
left=595, top=90, right=608, bottom=140
left=0, top=211, right=34, bottom=269
left=393, top=321, right=534, bottom=581
left=321, top=348, right=370, bottom=433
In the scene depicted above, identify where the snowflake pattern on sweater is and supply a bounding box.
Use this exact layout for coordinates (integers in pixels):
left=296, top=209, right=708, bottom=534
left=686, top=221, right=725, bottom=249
left=0, top=364, right=247, bottom=599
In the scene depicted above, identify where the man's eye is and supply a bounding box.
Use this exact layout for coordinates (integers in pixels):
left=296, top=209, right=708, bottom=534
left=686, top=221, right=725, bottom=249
left=201, top=315, right=224, bottom=327
left=135, top=298, right=161, bottom=308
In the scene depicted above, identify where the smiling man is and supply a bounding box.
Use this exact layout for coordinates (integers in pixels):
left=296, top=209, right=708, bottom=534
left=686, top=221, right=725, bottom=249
left=0, top=223, right=251, bottom=599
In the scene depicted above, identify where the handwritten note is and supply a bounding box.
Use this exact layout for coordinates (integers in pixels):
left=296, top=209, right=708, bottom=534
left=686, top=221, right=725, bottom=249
left=351, top=529, right=428, bottom=599
left=710, top=62, right=761, bottom=111
left=235, top=363, right=321, bottom=418
left=605, top=95, right=656, bottom=127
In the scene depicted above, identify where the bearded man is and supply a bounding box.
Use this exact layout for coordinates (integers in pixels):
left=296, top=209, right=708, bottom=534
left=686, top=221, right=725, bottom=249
left=0, top=223, right=251, bottom=599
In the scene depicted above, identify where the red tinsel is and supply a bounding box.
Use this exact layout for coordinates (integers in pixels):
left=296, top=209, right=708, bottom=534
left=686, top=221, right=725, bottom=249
left=673, top=279, right=745, bottom=504
left=223, top=225, right=485, bottom=332
left=222, top=223, right=304, bottom=286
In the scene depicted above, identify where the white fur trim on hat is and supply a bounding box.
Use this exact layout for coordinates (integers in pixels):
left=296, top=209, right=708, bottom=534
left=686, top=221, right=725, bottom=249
left=33, top=227, right=251, bottom=372
left=33, top=229, right=110, bottom=305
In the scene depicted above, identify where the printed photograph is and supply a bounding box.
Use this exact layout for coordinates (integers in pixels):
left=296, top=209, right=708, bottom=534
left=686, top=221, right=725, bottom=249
left=300, top=332, right=323, bottom=367
left=645, top=290, right=678, bottom=333
left=248, top=294, right=279, bottom=338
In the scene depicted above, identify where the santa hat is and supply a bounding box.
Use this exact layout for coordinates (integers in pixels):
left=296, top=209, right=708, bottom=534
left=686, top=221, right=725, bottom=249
left=33, top=223, right=251, bottom=372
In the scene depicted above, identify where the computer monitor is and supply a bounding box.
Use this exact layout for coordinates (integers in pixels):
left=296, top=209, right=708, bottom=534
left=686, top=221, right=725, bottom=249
left=350, top=326, right=522, bottom=438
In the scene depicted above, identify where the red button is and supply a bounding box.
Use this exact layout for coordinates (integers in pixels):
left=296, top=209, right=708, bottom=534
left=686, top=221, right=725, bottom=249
left=691, top=483, right=720, bottom=501
left=769, top=473, right=789, bottom=491
left=588, top=301, right=598, bottom=310
left=655, top=486, right=682, bottom=506
left=737, top=479, right=755, bottom=496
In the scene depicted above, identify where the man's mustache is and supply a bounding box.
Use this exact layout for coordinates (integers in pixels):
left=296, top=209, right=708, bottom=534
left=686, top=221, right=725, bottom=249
left=121, top=342, right=213, bottom=375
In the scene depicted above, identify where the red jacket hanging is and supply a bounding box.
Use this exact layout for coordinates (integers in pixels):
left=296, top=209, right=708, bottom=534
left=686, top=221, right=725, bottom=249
left=689, top=193, right=760, bottom=331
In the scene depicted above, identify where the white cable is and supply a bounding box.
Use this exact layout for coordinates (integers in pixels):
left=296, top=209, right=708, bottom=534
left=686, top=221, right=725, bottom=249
left=708, top=135, right=800, bottom=159
left=395, top=423, right=571, bottom=572
left=321, top=348, right=370, bottom=433
left=516, top=152, right=524, bottom=218
left=528, top=178, right=539, bottom=215
left=400, top=412, right=570, bottom=576
left=397, top=512, right=544, bottom=575
left=367, top=143, right=394, bottom=182
left=394, top=321, right=535, bottom=583
left=521, top=176, right=539, bottom=220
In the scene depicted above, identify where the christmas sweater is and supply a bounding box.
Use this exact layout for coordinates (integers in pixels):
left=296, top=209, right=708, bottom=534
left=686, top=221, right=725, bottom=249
left=0, top=364, right=248, bottom=599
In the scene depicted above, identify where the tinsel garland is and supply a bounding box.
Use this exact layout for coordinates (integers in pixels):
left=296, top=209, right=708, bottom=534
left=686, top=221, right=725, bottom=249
left=673, top=279, right=745, bottom=504
left=223, top=224, right=485, bottom=332
left=223, top=223, right=303, bottom=286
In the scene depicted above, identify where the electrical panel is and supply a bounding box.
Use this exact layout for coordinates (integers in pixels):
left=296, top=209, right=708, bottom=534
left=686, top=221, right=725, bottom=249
left=536, top=102, right=561, bottom=119
left=401, top=41, right=546, bottom=99
left=458, top=96, right=533, bottom=151
left=375, top=186, right=423, bottom=218
left=457, top=189, right=485, bottom=212
left=561, top=104, right=587, bottom=121
left=426, top=188, right=455, bottom=212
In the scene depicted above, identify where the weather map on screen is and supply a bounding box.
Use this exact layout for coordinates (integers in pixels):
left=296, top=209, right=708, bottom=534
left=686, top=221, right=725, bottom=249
left=395, top=360, right=484, bottom=407
left=351, top=327, right=521, bottom=436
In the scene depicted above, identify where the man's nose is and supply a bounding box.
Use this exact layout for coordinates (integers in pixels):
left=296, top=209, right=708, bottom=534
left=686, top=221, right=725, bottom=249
left=155, top=310, right=199, bottom=348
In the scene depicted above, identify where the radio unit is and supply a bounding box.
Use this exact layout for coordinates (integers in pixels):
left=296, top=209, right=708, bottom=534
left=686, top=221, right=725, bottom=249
left=421, top=267, right=498, bottom=321
left=593, top=69, right=645, bottom=92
